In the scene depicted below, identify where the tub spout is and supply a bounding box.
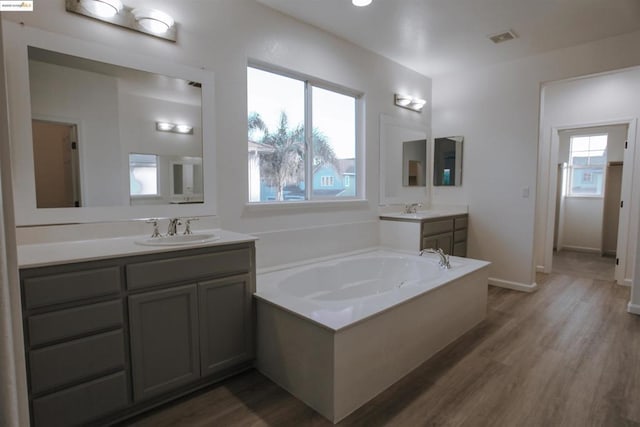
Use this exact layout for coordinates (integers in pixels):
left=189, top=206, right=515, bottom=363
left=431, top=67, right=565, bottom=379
left=419, top=248, right=451, bottom=269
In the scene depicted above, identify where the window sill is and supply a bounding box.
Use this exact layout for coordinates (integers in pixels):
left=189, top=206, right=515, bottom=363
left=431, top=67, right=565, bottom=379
left=565, top=195, right=604, bottom=199
left=244, top=199, right=369, bottom=213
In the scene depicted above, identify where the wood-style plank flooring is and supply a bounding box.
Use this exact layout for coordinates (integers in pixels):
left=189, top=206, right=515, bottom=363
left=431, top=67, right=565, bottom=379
left=125, top=252, right=640, bottom=426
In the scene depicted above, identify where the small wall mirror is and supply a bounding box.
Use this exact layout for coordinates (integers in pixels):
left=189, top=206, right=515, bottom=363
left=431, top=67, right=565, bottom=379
left=433, top=136, right=463, bottom=186
left=402, top=139, right=427, bottom=187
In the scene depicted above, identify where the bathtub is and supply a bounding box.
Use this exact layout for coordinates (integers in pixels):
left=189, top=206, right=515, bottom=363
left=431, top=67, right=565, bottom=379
left=255, top=249, right=490, bottom=423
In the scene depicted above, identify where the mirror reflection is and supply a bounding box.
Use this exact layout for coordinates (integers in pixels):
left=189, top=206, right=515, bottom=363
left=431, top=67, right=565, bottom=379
left=28, top=46, right=203, bottom=208
left=434, top=136, right=463, bottom=186
left=402, top=139, right=427, bottom=187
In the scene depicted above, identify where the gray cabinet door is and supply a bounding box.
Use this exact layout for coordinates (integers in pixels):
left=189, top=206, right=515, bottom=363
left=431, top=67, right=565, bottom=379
left=422, top=232, right=453, bottom=254
left=199, top=274, right=253, bottom=377
left=129, top=284, right=200, bottom=401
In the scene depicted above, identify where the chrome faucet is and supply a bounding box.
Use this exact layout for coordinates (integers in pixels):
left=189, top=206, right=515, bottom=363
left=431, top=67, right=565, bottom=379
left=145, top=218, right=162, bottom=238
left=419, top=248, right=451, bottom=269
left=167, top=218, right=181, bottom=236
left=404, top=203, right=423, bottom=214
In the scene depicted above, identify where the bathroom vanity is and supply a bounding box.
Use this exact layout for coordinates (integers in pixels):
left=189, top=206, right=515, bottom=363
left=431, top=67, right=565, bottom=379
left=380, top=210, right=468, bottom=256
left=18, top=232, right=256, bottom=426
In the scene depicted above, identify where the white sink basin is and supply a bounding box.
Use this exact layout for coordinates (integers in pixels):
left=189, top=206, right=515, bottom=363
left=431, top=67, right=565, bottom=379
left=135, top=233, right=219, bottom=246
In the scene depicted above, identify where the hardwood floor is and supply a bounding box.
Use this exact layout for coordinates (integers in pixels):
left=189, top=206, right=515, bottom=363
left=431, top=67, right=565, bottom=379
left=124, top=264, right=639, bottom=426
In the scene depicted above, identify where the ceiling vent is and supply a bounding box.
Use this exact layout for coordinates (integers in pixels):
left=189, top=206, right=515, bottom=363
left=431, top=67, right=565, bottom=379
left=488, top=30, right=518, bottom=44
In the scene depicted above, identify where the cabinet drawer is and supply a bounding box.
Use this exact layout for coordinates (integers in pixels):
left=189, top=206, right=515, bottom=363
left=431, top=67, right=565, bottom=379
left=422, top=219, right=454, bottom=237
left=454, top=216, right=468, bottom=230
left=23, top=267, right=121, bottom=310
left=30, top=330, right=125, bottom=394
left=32, top=371, right=128, bottom=427
left=127, top=248, right=251, bottom=291
left=28, top=300, right=123, bottom=347
left=454, top=228, right=467, bottom=243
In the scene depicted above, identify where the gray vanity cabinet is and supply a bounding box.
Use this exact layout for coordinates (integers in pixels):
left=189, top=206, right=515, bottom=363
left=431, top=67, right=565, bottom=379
left=128, top=284, right=200, bottom=401
left=421, top=216, right=468, bottom=257
left=199, top=274, right=253, bottom=377
left=380, top=213, right=468, bottom=256
left=20, top=241, right=256, bottom=426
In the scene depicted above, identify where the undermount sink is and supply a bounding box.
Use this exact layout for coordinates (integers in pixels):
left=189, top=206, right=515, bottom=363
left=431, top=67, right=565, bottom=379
left=135, top=233, right=219, bottom=246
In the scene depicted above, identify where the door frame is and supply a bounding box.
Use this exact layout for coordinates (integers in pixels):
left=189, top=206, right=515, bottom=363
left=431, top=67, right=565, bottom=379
left=541, top=118, right=636, bottom=284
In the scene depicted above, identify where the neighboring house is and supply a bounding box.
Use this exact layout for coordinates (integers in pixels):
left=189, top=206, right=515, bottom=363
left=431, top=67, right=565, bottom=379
left=249, top=146, right=355, bottom=200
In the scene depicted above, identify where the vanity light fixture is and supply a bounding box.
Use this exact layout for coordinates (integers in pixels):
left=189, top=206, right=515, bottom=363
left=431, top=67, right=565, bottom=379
left=352, top=0, right=373, bottom=6
left=394, top=93, right=426, bottom=113
left=156, top=122, right=193, bottom=135
left=66, top=0, right=177, bottom=42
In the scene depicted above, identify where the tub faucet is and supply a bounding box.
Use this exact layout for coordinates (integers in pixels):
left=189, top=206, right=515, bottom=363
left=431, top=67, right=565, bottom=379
left=167, top=218, right=181, bottom=236
left=420, top=248, right=451, bottom=269
left=404, top=203, right=422, bottom=214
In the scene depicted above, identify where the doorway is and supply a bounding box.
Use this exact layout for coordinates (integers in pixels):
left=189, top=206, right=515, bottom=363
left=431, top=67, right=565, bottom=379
left=31, top=119, right=81, bottom=208
left=548, top=123, right=630, bottom=283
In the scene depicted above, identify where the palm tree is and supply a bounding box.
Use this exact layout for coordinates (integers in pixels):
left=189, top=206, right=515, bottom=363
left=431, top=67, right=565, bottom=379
left=249, top=111, right=337, bottom=201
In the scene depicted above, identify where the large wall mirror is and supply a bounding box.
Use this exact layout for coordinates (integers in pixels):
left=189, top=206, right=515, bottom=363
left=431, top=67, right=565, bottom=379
left=433, top=136, right=463, bottom=186
left=29, top=46, right=204, bottom=208
left=4, top=23, right=216, bottom=225
left=379, top=114, right=429, bottom=205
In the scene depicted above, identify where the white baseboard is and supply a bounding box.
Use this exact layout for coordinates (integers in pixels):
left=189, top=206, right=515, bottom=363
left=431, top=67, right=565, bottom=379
left=623, top=278, right=633, bottom=287
left=560, top=245, right=601, bottom=254
left=627, top=302, right=640, bottom=315
left=489, top=277, right=538, bottom=293
left=536, top=265, right=545, bottom=273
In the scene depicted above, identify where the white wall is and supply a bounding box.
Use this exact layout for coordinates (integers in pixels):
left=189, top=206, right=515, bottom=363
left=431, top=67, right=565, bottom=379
left=0, top=18, right=29, bottom=427
left=2, top=0, right=431, bottom=269
left=29, top=60, right=123, bottom=206
left=433, top=29, right=640, bottom=290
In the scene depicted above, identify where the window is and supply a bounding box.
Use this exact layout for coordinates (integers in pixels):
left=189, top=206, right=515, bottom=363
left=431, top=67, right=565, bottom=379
left=320, top=176, right=334, bottom=187
left=129, top=153, right=158, bottom=196
left=568, top=134, right=607, bottom=196
left=247, top=65, right=360, bottom=202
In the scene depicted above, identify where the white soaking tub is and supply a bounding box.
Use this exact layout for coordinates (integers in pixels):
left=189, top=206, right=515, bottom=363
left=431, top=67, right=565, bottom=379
left=254, top=249, right=490, bottom=423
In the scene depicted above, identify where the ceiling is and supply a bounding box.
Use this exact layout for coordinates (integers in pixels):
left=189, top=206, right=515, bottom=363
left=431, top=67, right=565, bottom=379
left=256, top=0, right=640, bottom=77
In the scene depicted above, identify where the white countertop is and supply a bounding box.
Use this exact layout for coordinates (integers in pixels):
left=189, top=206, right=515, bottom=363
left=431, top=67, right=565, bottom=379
left=18, top=229, right=257, bottom=268
left=379, top=207, right=468, bottom=221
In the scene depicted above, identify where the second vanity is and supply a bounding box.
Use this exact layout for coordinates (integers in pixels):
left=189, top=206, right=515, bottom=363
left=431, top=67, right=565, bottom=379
left=380, top=208, right=468, bottom=257
left=18, top=230, right=256, bottom=427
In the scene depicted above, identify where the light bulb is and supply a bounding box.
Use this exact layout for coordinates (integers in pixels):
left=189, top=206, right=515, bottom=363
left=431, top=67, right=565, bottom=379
left=79, top=0, right=122, bottom=18
left=352, top=0, right=373, bottom=6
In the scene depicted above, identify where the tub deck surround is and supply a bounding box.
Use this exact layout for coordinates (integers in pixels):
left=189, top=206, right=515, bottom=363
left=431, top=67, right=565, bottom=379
left=17, top=229, right=257, bottom=268
left=255, top=250, right=488, bottom=331
left=255, top=249, right=490, bottom=423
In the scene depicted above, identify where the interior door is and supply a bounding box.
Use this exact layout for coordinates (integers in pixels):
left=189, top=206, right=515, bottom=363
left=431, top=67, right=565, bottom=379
left=32, top=120, right=81, bottom=208
left=615, top=125, right=635, bottom=285
left=602, top=162, right=623, bottom=257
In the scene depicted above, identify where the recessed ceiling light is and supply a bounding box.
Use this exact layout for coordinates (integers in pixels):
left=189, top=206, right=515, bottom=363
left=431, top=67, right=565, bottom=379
left=79, top=0, right=123, bottom=18
left=352, top=0, right=373, bottom=7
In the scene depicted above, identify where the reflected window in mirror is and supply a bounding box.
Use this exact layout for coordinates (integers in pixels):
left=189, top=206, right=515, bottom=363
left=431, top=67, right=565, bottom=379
left=434, top=136, right=463, bottom=186
left=129, top=153, right=159, bottom=197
